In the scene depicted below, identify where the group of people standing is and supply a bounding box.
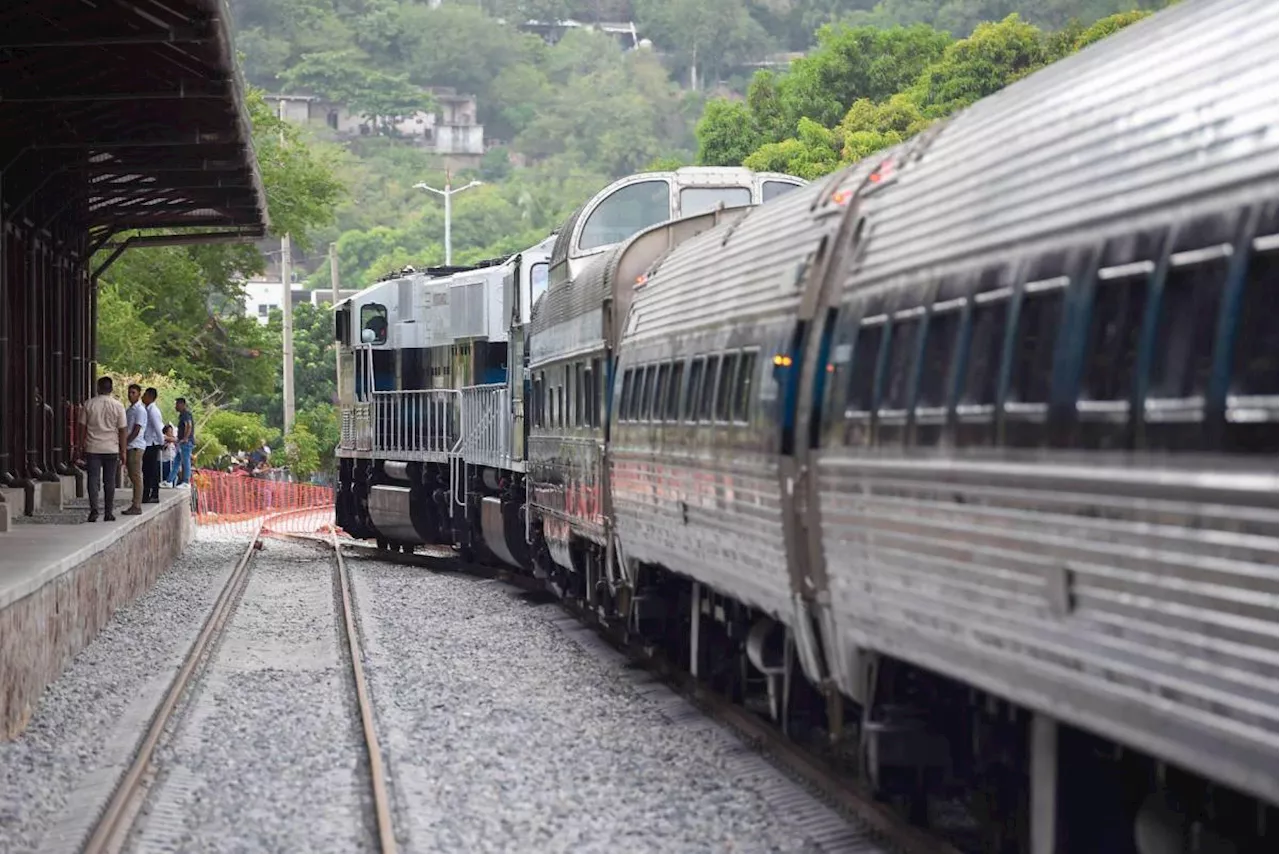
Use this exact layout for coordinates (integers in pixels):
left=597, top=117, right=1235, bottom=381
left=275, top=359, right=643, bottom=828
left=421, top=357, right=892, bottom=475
left=77, top=376, right=195, bottom=522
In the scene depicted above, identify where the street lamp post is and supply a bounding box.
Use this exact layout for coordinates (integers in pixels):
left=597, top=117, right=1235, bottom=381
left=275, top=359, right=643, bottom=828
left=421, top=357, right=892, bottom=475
left=413, top=172, right=482, bottom=266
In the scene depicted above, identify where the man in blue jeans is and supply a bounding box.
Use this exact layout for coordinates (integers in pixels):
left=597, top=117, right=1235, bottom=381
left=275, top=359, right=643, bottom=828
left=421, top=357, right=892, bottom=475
left=175, top=397, right=195, bottom=486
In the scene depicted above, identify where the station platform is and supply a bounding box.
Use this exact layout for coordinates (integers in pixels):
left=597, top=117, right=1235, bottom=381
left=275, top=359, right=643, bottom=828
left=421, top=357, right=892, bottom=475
left=0, top=489, right=194, bottom=739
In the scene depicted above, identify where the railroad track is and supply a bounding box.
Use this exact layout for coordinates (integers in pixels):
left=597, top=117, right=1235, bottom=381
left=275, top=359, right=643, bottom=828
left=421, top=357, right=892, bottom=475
left=345, top=541, right=961, bottom=854
left=81, top=523, right=396, bottom=854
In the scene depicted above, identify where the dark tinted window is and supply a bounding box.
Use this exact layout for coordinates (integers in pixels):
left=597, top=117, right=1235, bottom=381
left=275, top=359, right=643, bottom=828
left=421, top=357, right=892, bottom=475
left=1081, top=269, right=1149, bottom=402
left=959, top=295, right=1009, bottom=407
left=590, top=358, right=602, bottom=427
left=1149, top=246, right=1232, bottom=400
left=848, top=320, right=886, bottom=411
left=621, top=369, right=635, bottom=421
left=734, top=351, right=757, bottom=422
left=667, top=361, right=684, bottom=420
left=685, top=358, right=705, bottom=421
left=882, top=315, right=923, bottom=411
left=654, top=364, right=671, bottom=422
left=917, top=304, right=963, bottom=409
left=1231, top=232, right=1279, bottom=400
left=715, top=354, right=738, bottom=422
left=763, top=180, right=802, bottom=202
left=640, top=366, right=656, bottom=420
left=700, top=356, right=720, bottom=421
left=1007, top=283, right=1066, bottom=404
left=573, top=363, right=584, bottom=426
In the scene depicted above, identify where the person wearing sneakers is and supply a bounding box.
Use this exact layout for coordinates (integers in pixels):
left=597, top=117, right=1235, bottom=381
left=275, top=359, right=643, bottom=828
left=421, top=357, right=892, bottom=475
left=122, top=383, right=147, bottom=516
left=78, top=376, right=127, bottom=522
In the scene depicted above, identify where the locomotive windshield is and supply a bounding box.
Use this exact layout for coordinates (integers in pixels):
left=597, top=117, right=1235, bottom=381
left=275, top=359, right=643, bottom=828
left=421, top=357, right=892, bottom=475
left=763, top=180, right=802, bottom=202
left=579, top=180, right=670, bottom=250
left=359, top=303, right=388, bottom=345
left=680, top=186, right=751, bottom=216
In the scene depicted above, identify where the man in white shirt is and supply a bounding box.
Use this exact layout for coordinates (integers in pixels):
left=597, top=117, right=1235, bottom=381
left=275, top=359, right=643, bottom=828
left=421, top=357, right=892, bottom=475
left=123, top=383, right=147, bottom=515
left=142, top=387, right=164, bottom=504
left=78, top=376, right=127, bottom=522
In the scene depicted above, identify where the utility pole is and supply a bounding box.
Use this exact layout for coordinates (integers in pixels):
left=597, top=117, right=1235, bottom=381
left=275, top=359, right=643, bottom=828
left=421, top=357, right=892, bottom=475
left=329, top=242, right=341, bottom=383
left=277, top=96, right=296, bottom=435
left=413, top=171, right=483, bottom=266
left=281, top=233, right=295, bottom=434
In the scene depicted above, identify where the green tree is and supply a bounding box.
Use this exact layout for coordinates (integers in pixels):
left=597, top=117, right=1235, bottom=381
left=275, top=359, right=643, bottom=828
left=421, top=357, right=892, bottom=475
left=695, top=98, right=762, bottom=166
left=283, top=422, right=322, bottom=480
left=744, top=118, right=842, bottom=179
left=634, top=0, right=775, bottom=89
left=909, top=14, right=1047, bottom=117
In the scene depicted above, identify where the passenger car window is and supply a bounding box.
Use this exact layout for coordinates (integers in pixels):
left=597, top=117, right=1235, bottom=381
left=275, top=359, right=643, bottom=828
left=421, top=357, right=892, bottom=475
left=763, top=180, right=801, bottom=203
left=685, top=358, right=704, bottom=421
left=530, top=262, right=549, bottom=306
left=916, top=302, right=963, bottom=410
left=680, top=186, right=751, bottom=217
left=640, top=365, right=656, bottom=420
left=1081, top=265, right=1149, bottom=404
left=847, top=318, right=886, bottom=413
left=1231, top=232, right=1279, bottom=402
left=715, top=354, right=738, bottom=422
left=1150, top=244, right=1232, bottom=401
left=620, top=370, right=634, bottom=422
left=882, top=312, right=923, bottom=411
left=654, top=364, right=671, bottom=422
left=958, top=293, right=1009, bottom=408
left=733, top=351, right=757, bottom=422
left=700, top=356, right=720, bottom=422
left=579, top=181, right=670, bottom=251
left=1006, top=280, right=1066, bottom=405
left=667, top=361, right=684, bottom=420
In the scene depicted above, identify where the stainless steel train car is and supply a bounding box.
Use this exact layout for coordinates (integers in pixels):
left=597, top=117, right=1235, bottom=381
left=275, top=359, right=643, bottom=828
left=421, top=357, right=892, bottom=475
left=337, top=2, right=1277, bottom=847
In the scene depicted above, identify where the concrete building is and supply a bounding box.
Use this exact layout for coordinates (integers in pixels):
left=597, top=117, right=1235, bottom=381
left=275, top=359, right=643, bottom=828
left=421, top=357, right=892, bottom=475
left=264, top=87, right=486, bottom=167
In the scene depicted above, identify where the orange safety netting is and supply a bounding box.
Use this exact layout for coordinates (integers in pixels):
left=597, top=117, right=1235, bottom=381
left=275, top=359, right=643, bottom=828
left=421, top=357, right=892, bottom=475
left=189, top=469, right=340, bottom=536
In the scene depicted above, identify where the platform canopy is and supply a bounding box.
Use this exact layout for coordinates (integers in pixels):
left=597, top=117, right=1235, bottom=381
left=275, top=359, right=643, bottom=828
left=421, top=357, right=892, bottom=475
left=0, top=0, right=270, bottom=244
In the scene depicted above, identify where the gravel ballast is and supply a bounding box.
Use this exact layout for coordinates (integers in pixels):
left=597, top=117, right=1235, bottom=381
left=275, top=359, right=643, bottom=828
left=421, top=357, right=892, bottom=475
left=134, top=537, right=371, bottom=854
left=0, top=530, right=244, bottom=853
left=349, top=556, right=860, bottom=854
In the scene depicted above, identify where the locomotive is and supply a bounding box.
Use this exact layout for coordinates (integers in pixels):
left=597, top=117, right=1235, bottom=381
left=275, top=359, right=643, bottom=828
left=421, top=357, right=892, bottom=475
left=337, top=1, right=1279, bottom=849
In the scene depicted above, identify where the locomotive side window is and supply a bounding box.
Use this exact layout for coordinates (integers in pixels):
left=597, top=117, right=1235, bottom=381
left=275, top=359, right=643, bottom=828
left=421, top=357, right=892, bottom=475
left=1006, top=277, right=1067, bottom=409
left=579, top=180, right=671, bottom=251
left=715, top=353, right=739, bottom=423
left=667, top=361, right=684, bottom=421
left=700, top=355, right=721, bottom=422
left=846, top=317, right=887, bottom=414
left=881, top=310, right=924, bottom=413
left=734, top=350, right=757, bottom=423
left=530, top=262, right=549, bottom=306
left=359, top=303, right=388, bottom=345
left=654, top=364, right=671, bottom=422
left=685, top=358, right=705, bottom=423
left=916, top=300, right=964, bottom=410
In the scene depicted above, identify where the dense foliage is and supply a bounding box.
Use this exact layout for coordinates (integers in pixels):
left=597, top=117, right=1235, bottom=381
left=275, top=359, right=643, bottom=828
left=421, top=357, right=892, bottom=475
left=94, top=0, right=1171, bottom=482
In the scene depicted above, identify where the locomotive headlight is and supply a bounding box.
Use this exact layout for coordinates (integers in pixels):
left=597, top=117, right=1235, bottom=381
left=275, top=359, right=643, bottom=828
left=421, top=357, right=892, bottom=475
left=772, top=354, right=793, bottom=367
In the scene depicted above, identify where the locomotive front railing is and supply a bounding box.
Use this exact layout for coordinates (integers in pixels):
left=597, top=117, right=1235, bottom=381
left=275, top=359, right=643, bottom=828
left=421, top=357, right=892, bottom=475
left=460, top=383, right=518, bottom=471
left=370, top=390, right=458, bottom=460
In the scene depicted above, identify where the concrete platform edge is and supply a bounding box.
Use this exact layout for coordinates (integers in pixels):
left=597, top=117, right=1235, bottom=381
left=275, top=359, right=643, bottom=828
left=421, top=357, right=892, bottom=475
left=0, top=491, right=194, bottom=738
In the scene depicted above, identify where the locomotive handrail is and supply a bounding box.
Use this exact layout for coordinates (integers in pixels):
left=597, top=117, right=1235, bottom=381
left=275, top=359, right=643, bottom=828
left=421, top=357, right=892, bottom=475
left=368, top=389, right=459, bottom=460
left=459, top=383, right=517, bottom=471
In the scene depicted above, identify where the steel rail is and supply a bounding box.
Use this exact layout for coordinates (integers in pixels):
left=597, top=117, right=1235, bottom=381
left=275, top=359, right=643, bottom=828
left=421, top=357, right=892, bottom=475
left=332, top=533, right=398, bottom=854
left=82, top=522, right=263, bottom=854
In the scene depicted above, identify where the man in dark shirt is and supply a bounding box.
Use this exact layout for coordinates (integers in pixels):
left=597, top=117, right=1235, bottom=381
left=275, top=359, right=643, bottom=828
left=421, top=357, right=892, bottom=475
left=175, top=397, right=195, bottom=486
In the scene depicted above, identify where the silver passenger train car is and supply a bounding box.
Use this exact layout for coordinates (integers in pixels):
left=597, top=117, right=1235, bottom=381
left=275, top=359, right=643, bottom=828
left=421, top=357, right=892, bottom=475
left=337, top=2, right=1276, bottom=847
left=603, top=0, right=1276, bottom=850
